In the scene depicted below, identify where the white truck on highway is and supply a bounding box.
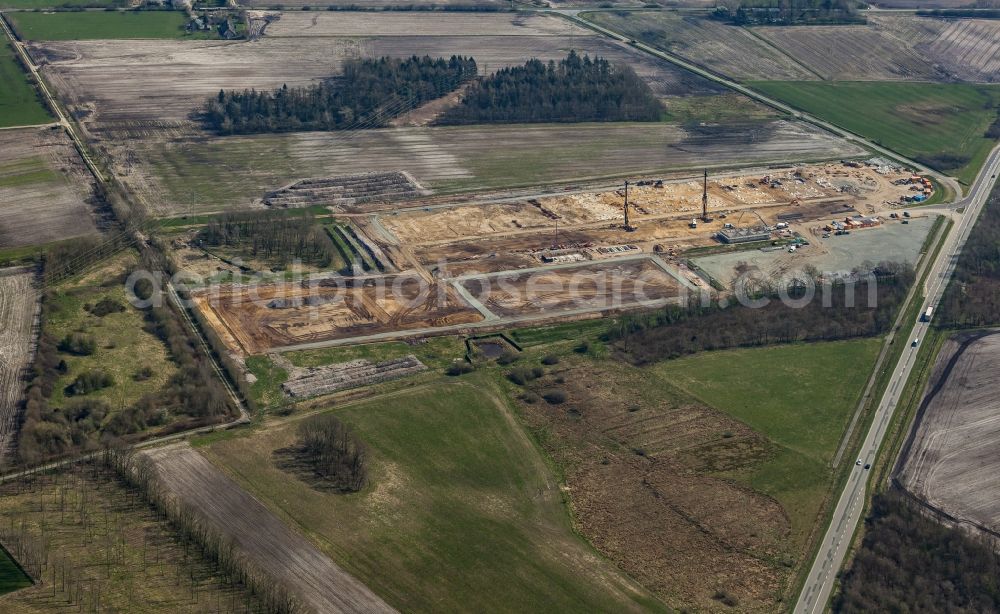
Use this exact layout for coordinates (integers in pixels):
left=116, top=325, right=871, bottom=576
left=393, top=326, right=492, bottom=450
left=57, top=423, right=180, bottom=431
left=921, top=306, right=933, bottom=322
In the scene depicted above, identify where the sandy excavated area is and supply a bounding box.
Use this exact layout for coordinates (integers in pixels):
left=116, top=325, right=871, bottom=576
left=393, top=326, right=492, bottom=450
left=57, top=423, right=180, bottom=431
left=384, top=161, right=916, bottom=250
left=193, top=277, right=483, bottom=354
left=0, top=128, right=99, bottom=248
left=0, top=269, right=38, bottom=462
left=143, top=443, right=396, bottom=613
left=898, top=331, right=1000, bottom=533
left=460, top=258, right=684, bottom=317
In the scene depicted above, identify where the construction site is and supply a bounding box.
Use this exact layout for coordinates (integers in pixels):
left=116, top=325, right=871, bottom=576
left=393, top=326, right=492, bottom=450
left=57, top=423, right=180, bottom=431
left=186, top=157, right=934, bottom=354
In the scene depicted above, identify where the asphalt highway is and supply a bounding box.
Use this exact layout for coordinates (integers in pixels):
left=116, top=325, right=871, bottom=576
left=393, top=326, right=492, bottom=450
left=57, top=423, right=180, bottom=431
left=795, top=143, right=1000, bottom=614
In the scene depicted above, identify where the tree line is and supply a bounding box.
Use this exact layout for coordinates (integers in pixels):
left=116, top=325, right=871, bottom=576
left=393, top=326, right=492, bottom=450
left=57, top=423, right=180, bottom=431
left=835, top=491, right=1000, bottom=612
left=202, top=55, right=478, bottom=134
left=938, top=180, right=1000, bottom=327
left=437, top=51, right=665, bottom=125
left=609, top=264, right=913, bottom=364
left=713, top=0, right=864, bottom=25
left=101, top=449, right=299, bottom=613
left=198, top=211, right=339, bottom=268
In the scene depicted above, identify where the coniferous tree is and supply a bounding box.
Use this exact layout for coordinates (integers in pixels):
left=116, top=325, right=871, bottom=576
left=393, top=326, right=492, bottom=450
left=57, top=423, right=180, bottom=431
left=203, top=55, right=478, bottom=134
left=438, top=51, right=665, bottom=125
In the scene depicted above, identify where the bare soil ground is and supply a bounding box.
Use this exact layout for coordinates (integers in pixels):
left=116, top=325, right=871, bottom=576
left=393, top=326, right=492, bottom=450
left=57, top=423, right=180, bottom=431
left=192, top=276, right=483, bottom=354
left=263, top=11, right=588, bottom=38
left=898, top=331, right=1000, bottom=533
left=749, top=15, right=1000, bottom=83
left=753, top=23, right=945, bottom=81
left=460, top=257, right=683, bottom=317
left=585, top=11, right=817, bottom=81
left=387, top=161, right=914, bottom=273
left=29, top=16, right=717, bottom=132
left=143, top=443, right=396, bottom=613
left=123, top=120, right=858, bottom=215
left=873, top=14, right=1000, bottom=83
left=29, top=12, right=829, bottom=216
left=186, top=161, right=912, bottom=349
left=244, top=0, right=506, bottom=7
left=0, top=269, right=38, bottom=463
left=514, top=358, right=790, bottom=611
left=0, top=127, right=100, bottom=249
left=871, top=0, right=997, bottom=7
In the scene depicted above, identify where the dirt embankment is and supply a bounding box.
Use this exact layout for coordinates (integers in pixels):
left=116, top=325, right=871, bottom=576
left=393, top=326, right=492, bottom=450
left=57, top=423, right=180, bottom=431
left=143, top=443, right=397, bottom=614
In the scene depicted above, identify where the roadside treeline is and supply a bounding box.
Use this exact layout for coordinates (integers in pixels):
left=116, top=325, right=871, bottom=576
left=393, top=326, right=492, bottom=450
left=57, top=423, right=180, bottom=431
left=835, top=491, right=1000, bottom=613
left=16, top=260, right=233, bottom=466
left=610, top=266, right=913, bottom=364
left=198, top=211, right=338, bottom=268
left=202, top=55, right=478, bottom=134
left=916, top=8, right=1000, bottom=18
left=437, top=51, right=664, bottom=125
left=938, top=180, right=1000, bottom=327
left=712, top=0, right=863, bottom=25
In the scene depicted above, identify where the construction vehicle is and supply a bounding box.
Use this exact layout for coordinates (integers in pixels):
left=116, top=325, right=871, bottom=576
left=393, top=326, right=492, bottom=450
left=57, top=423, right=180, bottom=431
left=621, top=180, right=636, bottom=231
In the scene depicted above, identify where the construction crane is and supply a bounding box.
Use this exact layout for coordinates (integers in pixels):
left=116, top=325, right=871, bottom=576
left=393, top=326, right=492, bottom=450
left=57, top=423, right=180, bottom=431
left=622, top=180, right=636, bottom=231
left=732, top=209, right=769, bottom=231
left=701, top=169, right=713, bottom=223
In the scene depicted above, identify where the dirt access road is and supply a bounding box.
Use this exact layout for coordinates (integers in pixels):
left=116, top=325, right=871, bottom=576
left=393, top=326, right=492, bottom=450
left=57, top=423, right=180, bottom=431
left=144, top=443, right=397, bottom=614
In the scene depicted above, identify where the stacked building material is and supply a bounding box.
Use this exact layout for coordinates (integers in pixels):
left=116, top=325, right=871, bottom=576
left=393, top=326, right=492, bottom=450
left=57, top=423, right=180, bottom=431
left=282, top=355, right=427, bottom=398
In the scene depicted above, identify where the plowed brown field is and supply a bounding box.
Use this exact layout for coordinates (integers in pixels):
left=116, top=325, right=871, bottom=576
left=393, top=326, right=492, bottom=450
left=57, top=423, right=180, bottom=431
left=144, top=443, right=396, bottom=614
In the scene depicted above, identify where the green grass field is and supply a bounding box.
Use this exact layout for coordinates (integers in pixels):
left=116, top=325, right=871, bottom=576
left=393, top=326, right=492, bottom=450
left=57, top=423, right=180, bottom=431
left=204, top=379, right=667, bottom=613
left=8, top=11, right=212, bottom=41
left=653, top=338, right=882, bottom=542
left=750, top=81, right=1000, bottom=185
left=0, top=547, right=30, bottom=596
left=0, top=156, right=58, bottom=188
left=44, top=284, right=176, bottom=412
left=0, top=39, right=52, bottom=128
